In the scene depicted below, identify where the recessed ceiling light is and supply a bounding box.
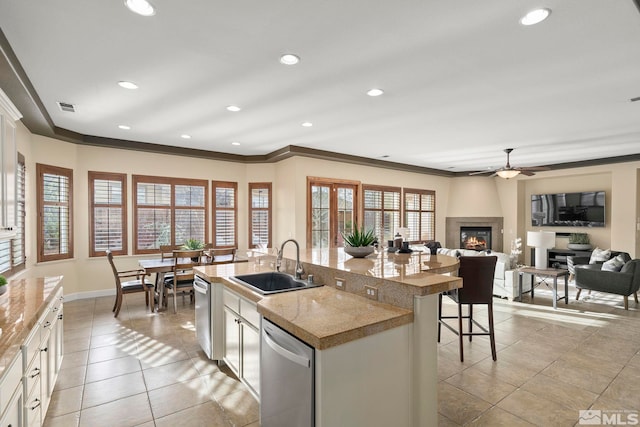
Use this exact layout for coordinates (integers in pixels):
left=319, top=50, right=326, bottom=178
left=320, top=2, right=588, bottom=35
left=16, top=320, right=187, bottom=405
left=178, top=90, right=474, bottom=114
left=181, top=134, right=191, bottom=139
left=226, top=105, right=241, bottom=112
left=124, top=0, right=155, bottom=17
left=301, top=122, right=313, bottom=127
left=280, top=54, right=300, bottom=65
left=231, top=141, right=241, bottom=146
left=118, top=125, right=131, bottom=130
left=367, top=88, right=384, bottom=97
left=520, top=8, right=551, bottom=26
left=118, top=81, right=138, bottom=90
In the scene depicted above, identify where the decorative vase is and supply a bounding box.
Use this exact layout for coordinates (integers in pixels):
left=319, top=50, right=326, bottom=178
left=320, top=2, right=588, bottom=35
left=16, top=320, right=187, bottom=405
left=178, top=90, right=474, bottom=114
left=567, top=243, right=592, bottom=251
left=0, top=285, right=6, bottom=296
left=344, top=246, right=375, bottom=258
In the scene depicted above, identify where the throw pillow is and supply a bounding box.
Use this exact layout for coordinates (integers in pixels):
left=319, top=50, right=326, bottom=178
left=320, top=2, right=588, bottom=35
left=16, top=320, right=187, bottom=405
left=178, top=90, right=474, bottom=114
left=589, top=247, right=611, bottom=264
left=602, top=254, right=626, bottom=272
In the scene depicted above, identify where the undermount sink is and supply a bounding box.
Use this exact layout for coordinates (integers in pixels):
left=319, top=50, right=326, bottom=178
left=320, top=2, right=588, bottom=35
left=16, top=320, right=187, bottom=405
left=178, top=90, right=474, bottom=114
left=230, top=271, right=322, bottom=295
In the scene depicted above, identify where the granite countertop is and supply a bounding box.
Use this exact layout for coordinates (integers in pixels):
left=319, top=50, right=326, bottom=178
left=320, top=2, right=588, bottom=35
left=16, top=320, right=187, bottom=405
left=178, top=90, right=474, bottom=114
left=195, top=248, right=460, bottom=349
left=0, top=276, right=64, bottom=375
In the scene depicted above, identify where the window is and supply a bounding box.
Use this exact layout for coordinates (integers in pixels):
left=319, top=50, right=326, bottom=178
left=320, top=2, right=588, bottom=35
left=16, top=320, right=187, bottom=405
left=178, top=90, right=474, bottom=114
left=249, top=183, right=271, bottom=248
left=212, top=181, right=237, bottom=248
left=363, top=185, right=401, bottom=245
left=0, top=153, right=25, bottom=275
left=133, top=175, right=208, bottom=254
left=307, top=177, right=359, bottom=249
left=37, top=163, right=73, bottom=262
left=89, top=172, right=127, bottom=257
left=403, top=188, right=436, bottom=243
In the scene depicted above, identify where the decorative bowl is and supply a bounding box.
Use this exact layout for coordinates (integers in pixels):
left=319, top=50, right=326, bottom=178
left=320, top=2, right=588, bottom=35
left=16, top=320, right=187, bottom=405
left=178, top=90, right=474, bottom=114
left=344, top=246, right=375, bottom=258
left=567, top=243, right=592, bottom=251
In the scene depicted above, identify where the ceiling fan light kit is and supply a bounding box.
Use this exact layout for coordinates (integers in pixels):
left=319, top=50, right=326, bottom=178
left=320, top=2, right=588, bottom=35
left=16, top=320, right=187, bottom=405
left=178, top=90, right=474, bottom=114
left=470, top=148, right=550, bottom=179
left=496, top=169, right=521, bottom=179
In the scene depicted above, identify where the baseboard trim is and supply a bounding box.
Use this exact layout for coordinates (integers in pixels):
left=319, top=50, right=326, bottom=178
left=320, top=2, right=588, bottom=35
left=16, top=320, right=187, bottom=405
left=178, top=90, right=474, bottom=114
left=63, top=289, right=114, bottom=301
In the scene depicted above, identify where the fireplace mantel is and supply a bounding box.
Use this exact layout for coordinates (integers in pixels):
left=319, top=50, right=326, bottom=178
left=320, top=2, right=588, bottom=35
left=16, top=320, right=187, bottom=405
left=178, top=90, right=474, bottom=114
left=445, top=217, right=504, bottom=252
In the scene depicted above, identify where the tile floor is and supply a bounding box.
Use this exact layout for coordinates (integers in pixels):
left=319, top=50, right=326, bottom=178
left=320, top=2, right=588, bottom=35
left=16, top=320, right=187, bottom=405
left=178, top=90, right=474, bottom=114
left=43, top=281, right=640, bottom=427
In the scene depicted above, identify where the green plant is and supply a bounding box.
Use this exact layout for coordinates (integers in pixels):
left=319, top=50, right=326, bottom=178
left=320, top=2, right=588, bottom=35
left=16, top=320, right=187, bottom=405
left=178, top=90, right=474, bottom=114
left=342, top=224, right=376, bottom=247
left=569, top=233, right=590, bottom=244
left=0, top=275, right=7, bottom=287
left=181, top=238, right=204, bottom=250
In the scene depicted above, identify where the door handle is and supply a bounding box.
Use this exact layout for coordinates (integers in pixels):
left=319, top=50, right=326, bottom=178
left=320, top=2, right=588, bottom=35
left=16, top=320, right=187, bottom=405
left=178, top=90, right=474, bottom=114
left=264, top=330, right=310, bottom=368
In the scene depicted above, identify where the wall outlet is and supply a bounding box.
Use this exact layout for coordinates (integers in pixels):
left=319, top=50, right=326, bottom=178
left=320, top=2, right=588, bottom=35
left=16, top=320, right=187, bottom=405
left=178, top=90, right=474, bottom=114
left=335, top=278, right=345, bottom=289
left=365, top=285, right=378, bottom=300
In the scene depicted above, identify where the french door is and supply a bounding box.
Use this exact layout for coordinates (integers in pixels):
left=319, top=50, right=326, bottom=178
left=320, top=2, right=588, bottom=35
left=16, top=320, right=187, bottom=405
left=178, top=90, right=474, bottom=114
left=307, top=178, right=359, bottom=249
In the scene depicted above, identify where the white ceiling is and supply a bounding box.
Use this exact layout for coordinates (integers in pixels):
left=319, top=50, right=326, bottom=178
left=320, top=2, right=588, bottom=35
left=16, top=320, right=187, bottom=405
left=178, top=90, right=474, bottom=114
left=1, top=0, right=640, bottom=173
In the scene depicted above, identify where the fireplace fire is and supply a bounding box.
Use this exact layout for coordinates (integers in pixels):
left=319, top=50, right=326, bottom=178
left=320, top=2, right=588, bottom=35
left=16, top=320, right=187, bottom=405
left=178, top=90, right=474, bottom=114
left=460, top=227, right=492, bottom=251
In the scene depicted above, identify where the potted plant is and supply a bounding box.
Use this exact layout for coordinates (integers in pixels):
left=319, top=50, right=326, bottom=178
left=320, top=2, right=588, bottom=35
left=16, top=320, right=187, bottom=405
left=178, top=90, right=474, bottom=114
left=342, top=224, right=376, bottom=258
left=0, top=275, right=7, bottom=296
left=181, top=239, right=205, bottom=261
left=567, top=233, right=591, bottom=250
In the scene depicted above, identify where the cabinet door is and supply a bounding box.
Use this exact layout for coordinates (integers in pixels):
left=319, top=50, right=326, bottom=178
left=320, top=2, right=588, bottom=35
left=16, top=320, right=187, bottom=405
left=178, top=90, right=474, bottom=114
left=223, top=306, right=240, bottom=376
left=39, top=327, right=52, bottom=418
left=241, top=321, right=260, bottom=398
left=0, top=384, right=23, bottom=427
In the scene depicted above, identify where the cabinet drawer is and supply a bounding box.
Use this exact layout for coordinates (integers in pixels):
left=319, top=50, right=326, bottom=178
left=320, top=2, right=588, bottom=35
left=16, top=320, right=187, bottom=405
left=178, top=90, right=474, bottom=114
left=223, top=289, right=240, bottom=313
left=24, top=354, right=42, bottom=398
left=21, top=323, right=41, bottom=378
left=0, top=351, right=22, bottom=416
left=24, top=377, right=41, bottom=427
left=240, top=298, right=259, bottom=328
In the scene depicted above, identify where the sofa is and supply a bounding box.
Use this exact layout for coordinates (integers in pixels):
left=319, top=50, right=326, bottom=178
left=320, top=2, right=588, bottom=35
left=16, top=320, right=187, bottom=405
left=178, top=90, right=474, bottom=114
left=573, top=252, right=639, bottom=310
left=436, top=248, right=532, bottom=300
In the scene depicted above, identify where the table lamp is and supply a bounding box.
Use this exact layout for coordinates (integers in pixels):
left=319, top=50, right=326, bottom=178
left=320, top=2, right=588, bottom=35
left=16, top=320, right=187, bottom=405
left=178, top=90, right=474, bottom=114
left=527, top=231, right=556, bottom=269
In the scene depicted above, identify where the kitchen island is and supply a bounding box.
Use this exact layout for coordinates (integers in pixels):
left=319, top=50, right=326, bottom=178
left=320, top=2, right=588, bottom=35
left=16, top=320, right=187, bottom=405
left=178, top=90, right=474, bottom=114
left=194, top=248, right=461, bottom=427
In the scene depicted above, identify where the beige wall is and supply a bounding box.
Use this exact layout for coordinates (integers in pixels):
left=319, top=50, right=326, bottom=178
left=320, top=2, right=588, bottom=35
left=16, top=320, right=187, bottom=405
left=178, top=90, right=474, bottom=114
left=9, top=122, right=640, bottom=296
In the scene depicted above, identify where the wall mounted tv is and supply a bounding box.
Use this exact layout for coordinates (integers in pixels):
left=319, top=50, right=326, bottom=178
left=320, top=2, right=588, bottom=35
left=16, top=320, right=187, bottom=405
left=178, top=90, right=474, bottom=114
left=531, top=191, right=605, bottom=227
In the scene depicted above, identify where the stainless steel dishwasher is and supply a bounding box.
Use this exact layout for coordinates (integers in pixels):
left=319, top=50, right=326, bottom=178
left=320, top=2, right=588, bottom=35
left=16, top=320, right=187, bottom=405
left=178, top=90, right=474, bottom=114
left=261, top=318, right=315, bottom=427
left=193, top=275, right=213, bottom=359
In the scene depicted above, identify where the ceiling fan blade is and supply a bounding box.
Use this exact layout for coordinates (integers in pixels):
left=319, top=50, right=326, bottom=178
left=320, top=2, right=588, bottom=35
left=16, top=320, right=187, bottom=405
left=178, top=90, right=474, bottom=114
left=519, top=170, right=536, bottom=176
left=469, top=170, right=495, bottom=176
left=515, top=166, right=550, bottom=171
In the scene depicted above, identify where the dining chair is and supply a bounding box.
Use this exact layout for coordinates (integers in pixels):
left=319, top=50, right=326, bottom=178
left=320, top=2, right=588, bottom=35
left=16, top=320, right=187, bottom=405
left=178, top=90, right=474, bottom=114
left=164, top=249, right=202, bottom=313
left=438, top=255, right=498, bottom=362
left=205, top=247, right=238, bottom=264
left=107, top=250, right=155, bottom=317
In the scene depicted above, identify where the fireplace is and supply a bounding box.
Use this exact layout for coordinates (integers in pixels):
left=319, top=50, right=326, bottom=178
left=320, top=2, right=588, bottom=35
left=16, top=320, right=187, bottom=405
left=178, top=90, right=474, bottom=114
left=460, top=227, right=492, bottom=251
left=445, top=217, right=503, bottom=252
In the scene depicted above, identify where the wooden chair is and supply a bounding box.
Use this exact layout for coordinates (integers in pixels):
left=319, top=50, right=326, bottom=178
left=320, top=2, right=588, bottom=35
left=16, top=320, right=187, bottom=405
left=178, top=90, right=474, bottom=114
left=107, top=250, right=154, bottom=317
left=438, top=256, right=498, bottom=362
left=204, top=247, right=237, bottom=264
left=164, top=249, right=202, bottom=313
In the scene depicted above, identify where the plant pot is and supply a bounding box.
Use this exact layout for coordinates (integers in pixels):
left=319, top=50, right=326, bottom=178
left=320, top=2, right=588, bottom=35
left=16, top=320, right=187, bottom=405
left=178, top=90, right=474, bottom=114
left=0, top=285, right=6, bottom=296
left=344, top=246, right=375, bottom=258
left=567, top=243, right=592, bottom=251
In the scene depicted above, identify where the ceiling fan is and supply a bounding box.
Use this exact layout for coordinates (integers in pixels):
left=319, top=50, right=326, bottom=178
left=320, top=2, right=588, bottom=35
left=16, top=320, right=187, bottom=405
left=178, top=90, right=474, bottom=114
left=469, top=148, right=550, bottom=179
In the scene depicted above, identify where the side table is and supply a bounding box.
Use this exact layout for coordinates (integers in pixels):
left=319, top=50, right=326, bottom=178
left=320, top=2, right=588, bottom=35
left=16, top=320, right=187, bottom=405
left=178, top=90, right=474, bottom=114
left=518, top=267, right=570, bottom=309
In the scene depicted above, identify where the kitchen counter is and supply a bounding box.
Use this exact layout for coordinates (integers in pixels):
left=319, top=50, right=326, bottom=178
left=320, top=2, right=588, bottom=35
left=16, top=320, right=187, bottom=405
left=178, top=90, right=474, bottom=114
left=194, top=248, right=459, bottom=349
left=0, top=276, right=64, bottom=375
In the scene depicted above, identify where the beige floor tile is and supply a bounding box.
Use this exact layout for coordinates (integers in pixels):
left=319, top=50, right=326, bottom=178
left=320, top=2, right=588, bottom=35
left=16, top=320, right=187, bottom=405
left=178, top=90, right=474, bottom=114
left=437, top=354, right=466, bottom=381
left=216, top=388, right=259, bottom=427
left=437, top=382, right=492, bottom=425
left=471, top=357, right=539, bottom=388
left=438, top=413, right=461, bottom=427
left=78, top=392, right=153, bottom=427
left=63, top=336, right=91, bottom=354
left=82, top=371, right=147, bottom=409
left=85, top=355, right=141, bottom=383
left=467, top=406, right=536, bottom=426
left=47, top=385, right=84, bottom=418
left=203, top=369, right=247, bottom=401
left=89, top=331, right=137, bottom=349
left=63, top=327, right=93, bottom=342
left=154, top=401, right=230, bottom=427
left=575, top=333, right=640, bottom=365
left=445, top=367, right=517, bottom=404
left=43, top=411, right=80, bottom=427
left=541, top=359, right=617, bottom=394
left=138, top=344, right=191, bottom=369
left=148, top=376, right=211, bottom=419
left=598, top=365, right=640, bottom=409
left=54, top=365, right=87, bottom=391
left=497, top=389, right=580, bottom=426
left=59, top=350, right=89, bottom=370
left=520, top=373, right=599, bottom=411
left=143, top=358, right=201, bottom=390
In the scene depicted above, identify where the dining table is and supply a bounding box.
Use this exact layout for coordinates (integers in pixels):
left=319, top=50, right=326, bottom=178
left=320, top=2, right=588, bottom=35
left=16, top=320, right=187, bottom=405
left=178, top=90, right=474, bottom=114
left=139, top=253, right=246, bottom=310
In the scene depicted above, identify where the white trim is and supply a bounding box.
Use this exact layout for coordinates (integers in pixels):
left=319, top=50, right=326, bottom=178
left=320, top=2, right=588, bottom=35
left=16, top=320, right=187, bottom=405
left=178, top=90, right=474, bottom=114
left=63, top=288, right=114, bottom=301
left=0, top=88, right=22, bottom=121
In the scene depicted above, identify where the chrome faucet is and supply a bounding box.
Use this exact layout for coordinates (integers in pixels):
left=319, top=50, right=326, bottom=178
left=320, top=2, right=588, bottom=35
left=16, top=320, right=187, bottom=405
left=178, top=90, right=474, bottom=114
left=276, top=239, right=304, bottom=279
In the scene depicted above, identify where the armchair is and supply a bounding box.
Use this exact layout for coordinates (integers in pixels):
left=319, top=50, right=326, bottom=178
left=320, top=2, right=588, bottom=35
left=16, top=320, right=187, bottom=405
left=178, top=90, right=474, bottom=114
left=574, top=259, right=640, bottom=310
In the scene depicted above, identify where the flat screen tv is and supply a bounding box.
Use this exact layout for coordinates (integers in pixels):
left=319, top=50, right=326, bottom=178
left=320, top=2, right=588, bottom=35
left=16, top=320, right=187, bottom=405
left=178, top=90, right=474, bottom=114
left=531, top=191, right=605, bottom=227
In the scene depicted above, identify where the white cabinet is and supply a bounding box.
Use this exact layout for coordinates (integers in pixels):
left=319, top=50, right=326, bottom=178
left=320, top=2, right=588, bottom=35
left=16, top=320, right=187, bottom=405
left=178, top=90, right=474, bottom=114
left=0, top=352, right=23, bottom=427
left=222, top=289, right=260, bottom=399
left=0, top=89, right=21, bottom=241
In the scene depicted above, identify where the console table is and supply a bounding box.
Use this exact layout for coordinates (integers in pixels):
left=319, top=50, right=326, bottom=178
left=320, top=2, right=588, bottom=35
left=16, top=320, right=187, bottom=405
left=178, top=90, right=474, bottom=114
left=518, top=267, right=570, bottom=309
left=529, top=248, right=593, bottom=270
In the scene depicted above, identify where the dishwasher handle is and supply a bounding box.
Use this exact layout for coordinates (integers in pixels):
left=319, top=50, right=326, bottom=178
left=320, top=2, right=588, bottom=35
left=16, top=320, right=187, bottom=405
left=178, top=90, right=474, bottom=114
left=193, top=277, right=209, bottom=295
left=264, top=330, right=311, bottom=368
